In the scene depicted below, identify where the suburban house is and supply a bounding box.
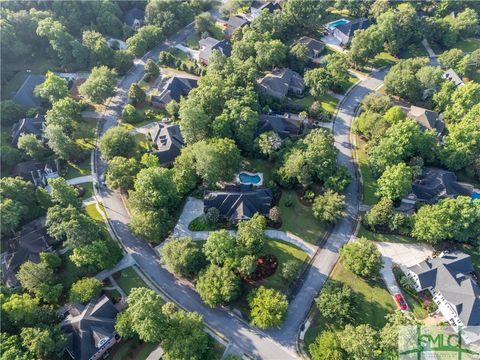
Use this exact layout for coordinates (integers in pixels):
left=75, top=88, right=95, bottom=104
left=204, top=187, right=273, bottom=221
left=442, top=68, right=464, bottom=87
left=123, top=7, right=145, bottom=30
left=225, top=15, right=249, bottom=39
left=199, top=37, right=232, bottom=65
left=258, top=68, right=305, bottom=99
left=409, top=167, right=473, bottom=204
left=256, top=113, right=305, bottom=139
left=12, top=73, right=45, bottom=108
left=62, top=295, right=119, bottom=360
left=1, top=218, right=56, bottom=287
left=149, top=122, right=184, bottom=167
left=407, top=105, right=445, bottom=135
left=11, top=114, right=46, bottom=147
left=12, top=159, right=60, bottom=187
left=402, top=252, right=480, bottom=344
left=294, top=36, right=325, bottom=64
left=332, top=18, right=373, bottom=45
left=151, top=76, right=197, bottom=108
left=247, top=1, right=282, bottom=20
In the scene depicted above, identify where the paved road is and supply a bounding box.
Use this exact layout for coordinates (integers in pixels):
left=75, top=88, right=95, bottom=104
left=93, top=20, right=389, bottom=358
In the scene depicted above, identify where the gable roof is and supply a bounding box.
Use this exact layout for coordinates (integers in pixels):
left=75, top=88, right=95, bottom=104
left=11, top=114, right=45, bottom=146
left=257, top=113, right=303, bottom=139
left=61, top=296, right=118, bottom=360
left=1, top=217, right=55, bottom=287
left=12, top=159, right=60, bottom=187
left=295, top=36, right=325, bottom=58
left=335, top=17, right=372, bottom=38
left=227, top=15, right=249, bottom=29
left=123, top=7, right=145, bottom=27
left=204, top=187, right=273, bottom=221
left=149, top=122, right=184, bottom=166
left=407, top=105, right=444, bottom=134
left=407, top=252, right=480, bottom=330
left=151, top=76, right=197, bottom=106
left=199, top=37, right=232, bottom=62
left=12, top=73, right=45, bottom=108
left=258, top=68, right=304, bottom=98
left=442, top=68, right=464, bottom=87
left=411, top=167, right=473, bottom=204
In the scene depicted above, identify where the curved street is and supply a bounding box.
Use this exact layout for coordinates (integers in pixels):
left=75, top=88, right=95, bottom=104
left=92, top=22, right=389, bottom=359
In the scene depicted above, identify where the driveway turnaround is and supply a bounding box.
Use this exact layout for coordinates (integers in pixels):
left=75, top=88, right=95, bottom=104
left=93, top=18, right=391, bottom=358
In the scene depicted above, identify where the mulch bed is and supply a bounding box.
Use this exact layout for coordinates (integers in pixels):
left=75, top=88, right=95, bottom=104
left=244, top=255, right=278, bottom=283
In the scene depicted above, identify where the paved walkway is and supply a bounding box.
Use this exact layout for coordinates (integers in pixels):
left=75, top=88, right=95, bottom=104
left=171, top=197, right=317, bottom=256
left=95, top=254, right=135, bottom=281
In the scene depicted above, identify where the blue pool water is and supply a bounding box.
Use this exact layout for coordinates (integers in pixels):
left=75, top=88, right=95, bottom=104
left=239, top=172, right=261, bottom=185
left=327, top=18, right=350, bottom=30
left=472, top=192, right=480, bottom=201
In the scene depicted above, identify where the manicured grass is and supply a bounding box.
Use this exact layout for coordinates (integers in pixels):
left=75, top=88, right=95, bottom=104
left=304, top=259, right=396, bottom=348
left=455, top=38, right=480, bottom=53
left=336, top=75, right=358, bottom=94
left=85, top=203, right=104, bottom=221
left=242, top=157, right=275, bottom=184
left=355, top=135, right=379, bottom=205
left=262, top=238, right=308, bottom=291
left=111, top=340, right=158, bottom=360
left=77, top=182, right=94, bottom=200
left=62, top=157, right=91, bottom=179
left=73, top=118, right=97, bottom=150
left=368, top=52, right=399, bottom=68
left=290, top=93, right=339, bottom=114
left=279, top=190, right=328, bottom=244
left=170, top=48, right=197, bottom=68
left=358, top=226, right=416, bottom=244
left=115, top=267, right=150, bottom=296
left=401, top=43, right=428, bottom=59
left=188, top=215, right=225, bottom=231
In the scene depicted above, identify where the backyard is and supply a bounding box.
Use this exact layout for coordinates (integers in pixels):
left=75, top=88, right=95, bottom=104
left=304, top=259, right=397, bottom=350
left=279, top=190, right=328, bottom=244
left=262, top=238, right=309, bottom=291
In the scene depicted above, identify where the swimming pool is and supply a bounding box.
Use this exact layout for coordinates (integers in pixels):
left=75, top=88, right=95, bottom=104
left=326, top=18, right=350, bottom=31
left=238, top=171, right=263, bottom=186
left=472, top=192, right=480, bottom=201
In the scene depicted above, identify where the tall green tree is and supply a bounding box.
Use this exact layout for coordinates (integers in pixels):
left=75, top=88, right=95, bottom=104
left=312, top=191, right=346, bottom=224
left=160, top=237, right=205, bottom=277
left=309, top=331, right=346, bottom=360
left=340, top=238, right=383, bottom=279
left=196, top=265, right=241, bottom=307
left=106, top=156, right=140, bottom=190
left=17, top=133, right=47, bottom=160
left=34, top=71, right=69, bottom=103
left=340, top=324, right=380, bottom=360
left=45, top=97, right=81, bottom=131
left=16, top=261, right=63, bottom=303
left=99, top=126, right=136, bottom=160
left=236, top=214, right=266, bottom=256
left=315, top=281, right=356, bottom=326
left=69, top=277, right=103, bottom=304
left=128, top=83, right=146, bottom=105
left=376, top=163, right=412, bottom=201
left=203, top=230, right=237, bottom=267
left=79, top=66, right=117, bottom=103
left=49, top=177, right=82, bottom=209
left=21, top=326, right=66, bottom=359
left=248, top=286, right=288, bottom=329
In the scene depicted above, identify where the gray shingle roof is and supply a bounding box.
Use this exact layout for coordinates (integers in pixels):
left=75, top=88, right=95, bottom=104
left=149, top=122, right=184, bottom=166
left=256, top=113, right=303, bottom=139
left=295, top=36, right=325, bottom=58
left=199, top=38, right=232, bottom=63
left=443, top=68, right=464, bottom=87
left=335, top=18, right=373, bottom=38
left=12, top=159, right=60, bottom=187
left=123, top=7, right=145, bottom=28
left=61, top=296, right=118, bottom=360
left=11, top=114, right=45, bottom=147
left=204, top=187, right=273, bottom=221
left=227, top=15, right=249, bottom=29
left=412, top=167, right=473, bottom=204
left=407, top=252, right=480, bottom=330
left=151, top=76, right=197, bottom=107
left=407, top=105, right=444, bottom=134
left=12, top=74, right=45, bottom=108
left=258, top=68, right=304, bottom=98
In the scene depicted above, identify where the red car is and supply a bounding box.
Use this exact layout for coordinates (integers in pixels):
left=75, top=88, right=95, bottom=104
left=394, top=293, right=408, bottom=310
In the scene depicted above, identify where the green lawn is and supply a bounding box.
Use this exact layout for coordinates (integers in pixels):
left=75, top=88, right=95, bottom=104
left=279, top=190, right=328, bottom=244
left=242, top=157, right=275, bottom=183
left=73, top=118, right=97, bottom=150
left=115, top=266, right=150, bottom=296
left=401, top=43, right=429, bottom=59
left=355, top=135, right=379, bottom=205
left=77, top=182, right=94, bottom=200
left=62, top=157, right=91, bottom=179
left=368, top=52, right=399, bottom=69
left=336, top=75, right=358, bottom=94
left=304, top=259, right=396, bottom=349
left=358, top=226, right=416, bottom=244
left=455, top=38, right=480, bottom=53
left=169, top=48, right=197, bottom=68
left=290, top=93, right=339, bottom=115
left=262, top=238, right=308, bottom=291
left=85, top=203, right=104, bottom=221
left=188, top=215, right=225, bottom=231
left=111, top=340, right=158, bottom=360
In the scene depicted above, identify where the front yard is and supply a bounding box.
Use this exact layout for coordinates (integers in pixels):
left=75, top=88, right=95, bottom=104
left=354, top=135, right=379, bottom=205
left=115, top=266, right=151, bottom=296
left=62, top=157, right=91, bottom=180
left=358, top=226, right=416, bottom=244
left=110, top=340, right=158, bottom=360
left=304, top=259, right=396, bottom=350
left=290, top=93, right=339, bottom=115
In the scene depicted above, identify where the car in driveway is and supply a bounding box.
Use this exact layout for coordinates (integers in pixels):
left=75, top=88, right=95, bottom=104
left=394, top=293, right=408, bottom=310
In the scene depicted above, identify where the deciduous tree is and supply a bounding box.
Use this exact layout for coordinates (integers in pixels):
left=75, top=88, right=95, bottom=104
left=248, top=286, right=288, bottom=329
left=69, top=277, right=102, bottom=304
left=312, top=190, right=346, bottom=223
left=196, top=265, right=240, bottom=307
left=340, top=238, right=383, bottom=279
left=34, top=71, right=69, bottom=103
left=79, top=66, right=117, bottom=103
left=160, top=237, right=205, bottom=277
left=99, top=126, right=136, bottom=160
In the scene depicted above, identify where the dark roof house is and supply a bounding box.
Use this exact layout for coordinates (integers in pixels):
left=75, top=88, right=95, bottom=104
left=258, top=68, right=305, bottom=99
left=407, top=105, right=445, bottom=135
left=256, top=113, right=304, bottom=139
left=333, top=18, right=373, bottom=45
left=12, top=159, right=60, bottom=187
left=411, top=167, right=473, bottom=204
left=199, top=37, right=232, bottom=65
left=204, top=187, right=273, bottom=221
left=62, top=296, right=119, bottom=360
left=1, top=218, right=56, bottom=287
left=295, top=36, right=325, bottom=62
left=442, top=68, right=464, bottom=87
left=149, top=122, right=184, bottom=167
left=12, top=73, right=45, bottom=108
left=248, top=1, right=282, bottom=20
left=151, top=76, right=197, bottom=108
left=405, top=252, right=480, bottom=343
left=123, top=7, right=145, bottom=30
left=226, top=15, right=249, bottom=39
left=11, top=114, right=46, bottom=147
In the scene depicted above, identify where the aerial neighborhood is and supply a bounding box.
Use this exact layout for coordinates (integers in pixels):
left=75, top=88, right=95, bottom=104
left=1, top=1, right=479, bottom=359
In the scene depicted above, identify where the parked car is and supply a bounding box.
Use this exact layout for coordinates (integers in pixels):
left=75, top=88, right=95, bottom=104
left=394, top=293, right=408, bottom=310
